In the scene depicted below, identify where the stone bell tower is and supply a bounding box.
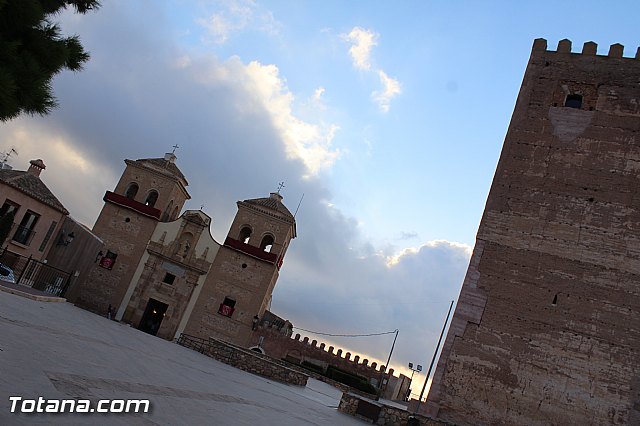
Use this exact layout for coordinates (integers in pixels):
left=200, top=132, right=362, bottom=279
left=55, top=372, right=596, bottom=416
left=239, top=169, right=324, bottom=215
left=75, top=152, right=191, bottom=313
left=183, top=191, right=297, bottom=346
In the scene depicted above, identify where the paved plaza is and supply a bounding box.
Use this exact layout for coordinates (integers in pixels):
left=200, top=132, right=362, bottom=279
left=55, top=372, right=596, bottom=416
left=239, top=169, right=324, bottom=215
left=0, top=290, right=365, bottom=425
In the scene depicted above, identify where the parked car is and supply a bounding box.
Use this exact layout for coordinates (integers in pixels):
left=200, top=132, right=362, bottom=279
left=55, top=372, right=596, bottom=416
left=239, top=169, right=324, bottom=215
left=0, top=263, right=16, bottom=284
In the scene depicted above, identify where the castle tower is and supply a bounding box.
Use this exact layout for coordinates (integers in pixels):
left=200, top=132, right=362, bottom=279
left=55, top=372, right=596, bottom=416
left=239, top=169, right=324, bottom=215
left=426, top=40, right=640, bottom=424
left=183, top=191, right=296, bottom=346
left=76, top=152, right=190, bottom=313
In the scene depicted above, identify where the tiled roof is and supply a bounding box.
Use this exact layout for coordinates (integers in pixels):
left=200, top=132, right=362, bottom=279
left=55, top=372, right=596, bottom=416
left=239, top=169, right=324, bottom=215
left=242, top=194, right=294, bottom=221
left=135, top=158, right=187, bottom=182
left=0, top=170, right=68, bottom=214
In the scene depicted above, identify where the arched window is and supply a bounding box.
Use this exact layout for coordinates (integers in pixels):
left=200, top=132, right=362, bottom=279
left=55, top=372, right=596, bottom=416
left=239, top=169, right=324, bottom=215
left=239, top=226, right=252, bottom=244
left=144, top=190, right=159, bottom=208
left=172, top=205, right=180, bottom=220
left=565, top=94, right=582, bottom=109
left=260, top=235, right=274, bottom=252
left=125, top=183, right=139, bottom=199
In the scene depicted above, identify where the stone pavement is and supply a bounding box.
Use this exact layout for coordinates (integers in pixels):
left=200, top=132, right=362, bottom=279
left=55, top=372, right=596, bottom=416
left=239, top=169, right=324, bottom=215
left=0, top=281, right=65, bottom=302
left=0, top=291, right=365, bottom=425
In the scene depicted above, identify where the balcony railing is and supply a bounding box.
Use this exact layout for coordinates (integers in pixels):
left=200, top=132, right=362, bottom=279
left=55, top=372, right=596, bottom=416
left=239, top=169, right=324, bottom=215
left=103, top=191, right=161, bottom=219
left=12, top=225, right=36, bottom=246
left=224, top=237, right=278, bottom=264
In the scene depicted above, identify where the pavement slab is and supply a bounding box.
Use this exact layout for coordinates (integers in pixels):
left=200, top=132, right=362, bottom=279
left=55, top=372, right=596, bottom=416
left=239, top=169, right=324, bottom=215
left=0, top=291, right=365, bottom=425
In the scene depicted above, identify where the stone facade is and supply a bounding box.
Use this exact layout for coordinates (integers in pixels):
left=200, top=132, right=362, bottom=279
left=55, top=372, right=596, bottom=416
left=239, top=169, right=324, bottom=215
left=426, top=39, right=640, bottom=425
left=338, top=393, right=450, bottom=426
left=75, top=152, right=298, bottom=349
left=117, top=210, right=219, bottom=340
left=177, top=334, right=308, bottom=386
left=75, top=153, right=190, bottom=314
left=182, top=193, right=296, bottom=347
left=0, top=159, right=67, bottom=261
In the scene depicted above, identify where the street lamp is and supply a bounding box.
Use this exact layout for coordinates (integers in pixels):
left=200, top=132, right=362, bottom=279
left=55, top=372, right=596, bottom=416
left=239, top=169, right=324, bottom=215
left=406, top=363, right=422, bottom=400
left=408, top=362, right=423, bottom=381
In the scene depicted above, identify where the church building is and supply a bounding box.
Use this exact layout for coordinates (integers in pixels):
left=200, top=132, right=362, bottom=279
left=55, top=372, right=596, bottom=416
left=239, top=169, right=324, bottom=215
left=75, top=151, right=296, bottom=347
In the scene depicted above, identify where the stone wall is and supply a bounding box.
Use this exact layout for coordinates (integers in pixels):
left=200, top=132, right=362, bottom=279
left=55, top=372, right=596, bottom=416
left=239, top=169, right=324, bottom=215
left=178, top=334, right=308, bottom=386
left=338, top=393, right=452, bottom=426
left=249, top=326, right=399, bottom=387
left=426, top=39, right=640, bottom=425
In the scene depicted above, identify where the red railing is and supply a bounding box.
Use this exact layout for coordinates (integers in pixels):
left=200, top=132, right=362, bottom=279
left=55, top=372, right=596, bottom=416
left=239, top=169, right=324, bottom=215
left=103, top=191, right=161, bottom=219
left=224, top=237, right=278, bottom=263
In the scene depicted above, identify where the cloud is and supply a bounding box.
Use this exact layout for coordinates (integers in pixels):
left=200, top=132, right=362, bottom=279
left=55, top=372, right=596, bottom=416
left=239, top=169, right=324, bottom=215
left=0, top=1, right=466, bottom=396
left=341, top=27, right=401, bottom=112
left=400, top=231, right=419, bottom=241
left=197, top=0, right=281, bottom=44
left=273, top=238, right=471, bottom=394
left=313, top=87, right=325, bottom=104
left=342, top=27, right=378, bottom=71
left=372, top=70, right=402, bottom=113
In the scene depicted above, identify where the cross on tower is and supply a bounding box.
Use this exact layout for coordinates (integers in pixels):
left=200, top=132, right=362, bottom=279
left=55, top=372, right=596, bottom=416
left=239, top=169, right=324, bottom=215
left=276, top=181, right=285, bottom=194
left=171, top=144, right=180, bottom=154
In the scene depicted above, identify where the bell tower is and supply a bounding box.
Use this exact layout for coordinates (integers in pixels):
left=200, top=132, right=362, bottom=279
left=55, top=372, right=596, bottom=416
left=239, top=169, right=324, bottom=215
left=76, top=152, right=190, bottom=313
left=183, top=191, right=297, bottom=346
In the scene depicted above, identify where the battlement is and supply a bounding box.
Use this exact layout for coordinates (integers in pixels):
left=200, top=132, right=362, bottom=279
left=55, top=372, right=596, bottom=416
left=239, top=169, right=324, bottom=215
left=289, top=332, right=394, bottom=375
left=532, top=38, right=640, bottom=60
left=248, top=326, right=398, bottom=382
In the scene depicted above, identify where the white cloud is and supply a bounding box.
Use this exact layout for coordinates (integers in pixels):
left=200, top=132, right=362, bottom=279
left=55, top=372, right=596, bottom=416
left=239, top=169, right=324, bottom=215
left=313, top=87, right=325, bottom=102
left=372, top=70, right=402, bottom=113
left=342, top=27, right=378, bottom=71
left=0, top=2, right=463, bottom=397
left=0, top=124, right=117, bottom=227
left=197, top=0, right=281, bottom=44
left=174, top=56, right=340, bottom=175
left=341, top=27, right=401, bottom=112
left=236, top=60, right=340, bottom=174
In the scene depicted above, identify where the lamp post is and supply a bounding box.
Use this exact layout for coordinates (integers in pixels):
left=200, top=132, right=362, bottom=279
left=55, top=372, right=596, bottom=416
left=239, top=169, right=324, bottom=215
left=414, top=300, right=454, bottom=414
left=376, top=329, right=399, bottom=400
left=408, top=362, right=422, bottom=382
left=406, top=363, right=422, bottom=400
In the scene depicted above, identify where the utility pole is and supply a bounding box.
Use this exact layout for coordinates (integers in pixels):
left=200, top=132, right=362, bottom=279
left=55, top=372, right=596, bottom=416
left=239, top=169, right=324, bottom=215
left=415, top=300, right=454, bottom=414
left=376, top=329, right=399, bottom=400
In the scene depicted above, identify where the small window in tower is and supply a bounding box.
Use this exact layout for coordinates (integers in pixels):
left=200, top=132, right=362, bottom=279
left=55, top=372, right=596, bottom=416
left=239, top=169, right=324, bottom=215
left=239, top=226, right=252, bottom=244
left=260, top=235, right=274, bottom=252
left=564, top=94, right=583, bottom=109
left=218, top=297, right=236, bottom=317
left=125, top=183, right=139, bottom=199
left=99, top=250, right=118, bottom=270
left=144, top=190, right=159, bottom=207
left=163, top=272, right=176, bottom=285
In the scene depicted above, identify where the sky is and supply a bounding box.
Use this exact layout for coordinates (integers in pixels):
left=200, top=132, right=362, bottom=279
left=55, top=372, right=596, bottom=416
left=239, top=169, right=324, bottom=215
left=2, top=0, right=640, bottom=398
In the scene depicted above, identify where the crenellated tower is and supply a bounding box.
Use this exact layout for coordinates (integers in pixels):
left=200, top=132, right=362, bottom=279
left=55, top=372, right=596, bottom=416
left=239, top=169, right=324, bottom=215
left=426, top=39, right=640, bottom=425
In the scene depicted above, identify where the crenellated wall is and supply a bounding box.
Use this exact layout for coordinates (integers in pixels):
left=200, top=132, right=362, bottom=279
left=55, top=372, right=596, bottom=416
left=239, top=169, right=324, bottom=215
left=248, top=326, right=398, bottom=385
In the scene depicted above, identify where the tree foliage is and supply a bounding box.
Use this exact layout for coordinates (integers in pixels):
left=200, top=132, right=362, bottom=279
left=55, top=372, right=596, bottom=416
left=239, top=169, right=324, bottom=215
left=0, top=0, right=99, bottom=121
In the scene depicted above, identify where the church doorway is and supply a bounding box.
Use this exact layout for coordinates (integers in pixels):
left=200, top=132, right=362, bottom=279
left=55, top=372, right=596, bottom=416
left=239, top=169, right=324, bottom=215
left=138, top=298, right=168, bottom=336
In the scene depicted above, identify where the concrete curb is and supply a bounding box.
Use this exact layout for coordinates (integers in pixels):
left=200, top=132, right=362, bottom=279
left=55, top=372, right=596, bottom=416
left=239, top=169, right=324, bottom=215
left=0, top=284, right=66, bottom=302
